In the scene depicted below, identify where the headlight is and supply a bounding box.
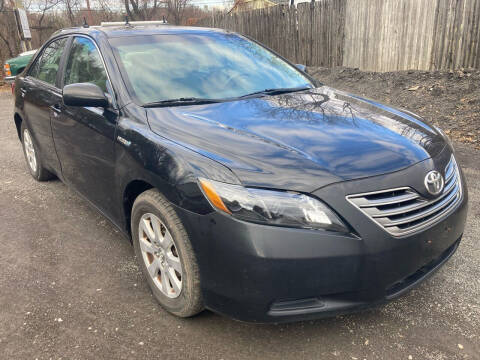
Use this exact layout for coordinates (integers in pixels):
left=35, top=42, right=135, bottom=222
left=199, top=178, right=348, bottom=232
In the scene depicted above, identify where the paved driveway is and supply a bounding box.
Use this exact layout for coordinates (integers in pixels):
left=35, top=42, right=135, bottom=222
left=0, top=91, right=478, bottom=359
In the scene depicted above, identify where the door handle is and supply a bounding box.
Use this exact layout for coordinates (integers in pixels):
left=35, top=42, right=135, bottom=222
left=20, top=87, right=26, bottom=97
left=50, top=103, right=62, bottom=116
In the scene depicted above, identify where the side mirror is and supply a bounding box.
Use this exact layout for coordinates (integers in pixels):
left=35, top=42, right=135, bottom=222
left=295, top=64, right=307, bottom=72
left=63, top=83, right=108, bottom=108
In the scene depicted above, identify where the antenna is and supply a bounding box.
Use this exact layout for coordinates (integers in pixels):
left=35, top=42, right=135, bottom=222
left=83, top=17, right=89, bottom=28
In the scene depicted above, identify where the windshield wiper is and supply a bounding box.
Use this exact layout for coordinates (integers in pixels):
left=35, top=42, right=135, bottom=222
left=237, top=86, right=312, bottom=99
left=142, top=97, right=222, bottom=108
left=142, top=86, right=312, bottom=107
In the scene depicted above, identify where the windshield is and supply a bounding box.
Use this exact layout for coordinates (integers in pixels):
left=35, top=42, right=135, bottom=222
left=109, top=33, right=312, bottom=104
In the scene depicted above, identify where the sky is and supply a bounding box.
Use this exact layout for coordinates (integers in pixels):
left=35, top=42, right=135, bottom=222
left=190, top=0, right=233, bottom=9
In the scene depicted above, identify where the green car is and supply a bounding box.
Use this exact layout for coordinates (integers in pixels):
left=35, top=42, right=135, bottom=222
left=3, top=49, right=36, bottom=82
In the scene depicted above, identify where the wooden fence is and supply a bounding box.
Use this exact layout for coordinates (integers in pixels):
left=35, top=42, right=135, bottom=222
left=198, top=0, right=480, bottom=72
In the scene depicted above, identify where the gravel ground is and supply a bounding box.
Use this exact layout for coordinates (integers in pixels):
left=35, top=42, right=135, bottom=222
left=0, top=87, right=479, bottom=360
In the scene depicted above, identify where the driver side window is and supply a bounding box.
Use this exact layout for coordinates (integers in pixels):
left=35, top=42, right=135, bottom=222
left=64, top=37, right=109, bottom=93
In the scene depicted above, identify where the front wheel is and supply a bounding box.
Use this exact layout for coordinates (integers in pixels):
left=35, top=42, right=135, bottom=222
left=21, top=122, right=54, bottom=181
left=131, top=189, right=204, bottom=317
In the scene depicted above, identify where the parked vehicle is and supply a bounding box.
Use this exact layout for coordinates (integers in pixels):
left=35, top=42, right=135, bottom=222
left=13, top=24, right=468, bottom=323
left=4, top=49, right=36, bottom=82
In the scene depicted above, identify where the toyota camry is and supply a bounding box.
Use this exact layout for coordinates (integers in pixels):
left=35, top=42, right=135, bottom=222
left=13, top=23, right=468, bottom=323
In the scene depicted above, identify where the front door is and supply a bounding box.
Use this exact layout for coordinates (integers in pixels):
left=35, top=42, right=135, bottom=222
left=51, top=36, right=118, bottom=213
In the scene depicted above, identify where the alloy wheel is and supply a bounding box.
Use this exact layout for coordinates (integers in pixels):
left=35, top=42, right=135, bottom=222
left=23, top=129, right=37, bottom=173
left=138, top=213, right=183, bottom=298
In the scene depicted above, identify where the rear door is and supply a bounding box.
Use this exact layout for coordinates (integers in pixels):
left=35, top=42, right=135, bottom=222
left=51, top=36, right=118, bottom=214
left=21, top=37, right=69, bottom=175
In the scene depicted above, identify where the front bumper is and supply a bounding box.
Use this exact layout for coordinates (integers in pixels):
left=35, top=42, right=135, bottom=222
left=4, top=76, right=15, bottom=83
left=174, top=152, right=468, bottom=323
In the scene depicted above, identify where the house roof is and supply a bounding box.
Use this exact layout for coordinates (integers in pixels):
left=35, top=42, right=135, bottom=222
left=228, top=0, right=279, bottom=14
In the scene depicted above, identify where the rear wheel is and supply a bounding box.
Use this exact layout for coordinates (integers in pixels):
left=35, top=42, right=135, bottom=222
left=21, top=122, right=54, bottom=181
left=132, top=189, right=204, bottom=317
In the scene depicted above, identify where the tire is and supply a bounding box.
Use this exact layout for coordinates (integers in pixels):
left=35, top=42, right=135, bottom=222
left=20, top=122, right=54, bottom=181
left=131, top=189, right=204, bottom=317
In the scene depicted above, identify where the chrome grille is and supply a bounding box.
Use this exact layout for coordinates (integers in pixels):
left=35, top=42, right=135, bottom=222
left=346, top=156, right=462, bottom=236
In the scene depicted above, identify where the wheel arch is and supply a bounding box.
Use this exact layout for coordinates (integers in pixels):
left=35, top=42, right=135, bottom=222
left=14, top=112, right=23, bottom=140
left=123, top=179, right=155, bottom=238
left=115, top=114, right=241, bottom=239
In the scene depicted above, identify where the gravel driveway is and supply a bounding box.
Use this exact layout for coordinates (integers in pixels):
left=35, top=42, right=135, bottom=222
left=0, top=89, right=479, bottom=360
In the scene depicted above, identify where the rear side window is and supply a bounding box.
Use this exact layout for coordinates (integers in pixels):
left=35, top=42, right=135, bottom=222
left=64, top=37, right=108, bottom=93
left=29, top=37, right=68, bottom=86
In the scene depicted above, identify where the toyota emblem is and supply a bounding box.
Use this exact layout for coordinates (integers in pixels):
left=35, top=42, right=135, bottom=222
left=424, top=170, right=444, bottom=196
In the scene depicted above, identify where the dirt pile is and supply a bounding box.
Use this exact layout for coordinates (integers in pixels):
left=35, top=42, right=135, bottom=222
left=308, top=67, right=480, bottom=149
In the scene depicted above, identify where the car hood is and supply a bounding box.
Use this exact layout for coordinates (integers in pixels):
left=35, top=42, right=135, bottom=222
left=146, top=86, right=445, bottom=192
left=7, top=53, right=34, bottom=66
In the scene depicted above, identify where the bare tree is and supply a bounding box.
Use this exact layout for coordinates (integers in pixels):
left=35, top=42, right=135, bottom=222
left=63, top=0, right=81, bottom=26
left=124, top=0, right=141, bottom=20
left=124, top=0, right=164, bottom=21
left=0, top=0, right=20, bottom=59
left=123, top=0, right=190, bottom=24
left=0, top=0, right=198, bottom=69
left=95, top=0, right=125, bottom=22
left=31, top=0, right=62, bottom=43
left=166, top=0, right=189, bottom=25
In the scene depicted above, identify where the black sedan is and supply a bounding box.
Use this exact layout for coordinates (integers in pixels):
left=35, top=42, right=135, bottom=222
left=13, top=24, right=468, bottom=323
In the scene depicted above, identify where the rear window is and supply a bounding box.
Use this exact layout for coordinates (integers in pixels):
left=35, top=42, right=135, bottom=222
left=29, top=38, right=68, bottom=86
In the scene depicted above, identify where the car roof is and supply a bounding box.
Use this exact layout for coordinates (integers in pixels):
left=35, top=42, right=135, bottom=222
left=19, top=49, right=37, bottom=56
left=53, top=25, right=229, bottom=39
